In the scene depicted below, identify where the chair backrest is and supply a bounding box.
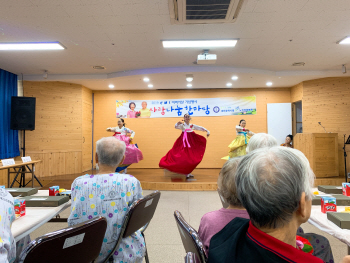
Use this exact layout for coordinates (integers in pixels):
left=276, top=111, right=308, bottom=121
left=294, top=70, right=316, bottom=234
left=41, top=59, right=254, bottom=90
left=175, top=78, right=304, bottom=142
left=185, top=252, right=197, bottom=263
left=19, top=216, right=107, bottom=263
left=174, top=210, right=207, bottom=263
left=102, top=190, right=161, bottom=263
left=217, top=188, right=229, bottom=208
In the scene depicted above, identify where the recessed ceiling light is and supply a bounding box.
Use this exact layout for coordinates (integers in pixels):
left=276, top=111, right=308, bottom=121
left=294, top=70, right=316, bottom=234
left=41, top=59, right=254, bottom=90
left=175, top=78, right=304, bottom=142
left=226, top=83, right=232, bottom=87
left=231, top=76, right=238, bottom=80
left=148, top=84, right=153, bottom=88
left=338, top=37, right=350, bottom=44
left=109, top=84, right=114, bottom=88
left=266, top=82, right=273, bottom=86
left=187, top=84, right=192, bottom=88
left=93, top=66, right=106, bottom=70
left=162, top=39, right=238, bottom=48
left=186, top=74, right=193, bottom=82
left=143, top=77, right=150, bottom=82
left=292, top=62, right=305, bottom=66
left=0, top=42, right=65, bottom=50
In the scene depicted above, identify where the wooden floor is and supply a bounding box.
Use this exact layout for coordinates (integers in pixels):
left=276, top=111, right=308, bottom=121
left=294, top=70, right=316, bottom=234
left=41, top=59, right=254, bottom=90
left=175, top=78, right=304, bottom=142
left=12, top=168, right=347, bottom=191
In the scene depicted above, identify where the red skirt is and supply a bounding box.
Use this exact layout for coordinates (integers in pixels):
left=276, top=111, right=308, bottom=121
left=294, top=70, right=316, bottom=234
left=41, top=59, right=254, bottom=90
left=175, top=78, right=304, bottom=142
left=159, top=132, right=207, bottom=174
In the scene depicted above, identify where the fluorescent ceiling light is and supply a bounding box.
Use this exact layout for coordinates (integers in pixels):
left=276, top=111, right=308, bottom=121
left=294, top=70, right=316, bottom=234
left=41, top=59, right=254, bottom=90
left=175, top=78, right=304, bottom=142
left=187, top=84, right=192, bottom=88
left=338, top=37, right=350, bottom=44
left=148, top=84, right=153, bottom=88
left=231, top=76, right=238, bottom=80
left=226, top=83, right=232, bottom=87
left=0, top=42, right=65, bottom=50
left=162, top=39, right=238, bottom=48
left=143, top=77, right=150, bottom=82
left=109, top=84, right=114, bottom=88
left=266, top=82, right=273, bottom=86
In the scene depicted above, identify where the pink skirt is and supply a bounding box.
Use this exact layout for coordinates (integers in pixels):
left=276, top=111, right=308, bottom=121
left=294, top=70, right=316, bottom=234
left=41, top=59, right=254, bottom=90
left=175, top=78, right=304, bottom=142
left=112, top=134, right=143, bottom=165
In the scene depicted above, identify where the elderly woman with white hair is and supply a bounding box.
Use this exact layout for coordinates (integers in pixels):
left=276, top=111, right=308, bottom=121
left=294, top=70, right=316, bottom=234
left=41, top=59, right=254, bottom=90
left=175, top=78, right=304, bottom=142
left=246, top=132, right=278, bottom=153
left=68, top=137, right=145, bottom=263
left=198, top=157, right=249, bottom=254
left=208, top=147, right=350, bottom=263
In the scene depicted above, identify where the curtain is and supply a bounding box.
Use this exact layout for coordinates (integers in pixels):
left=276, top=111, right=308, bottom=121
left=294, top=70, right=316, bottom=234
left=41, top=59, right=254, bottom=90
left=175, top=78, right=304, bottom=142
left=0, top=69, right=19, bottom=159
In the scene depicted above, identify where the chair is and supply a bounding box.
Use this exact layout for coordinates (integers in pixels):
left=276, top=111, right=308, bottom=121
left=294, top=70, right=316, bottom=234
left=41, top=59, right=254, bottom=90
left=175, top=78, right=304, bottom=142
left=217, top=188, right=229, bottom=208
left=103, top=190, right=161, bottom=263
left=185, top=252, right=197, bottom=263
left=18, top=216, right=107, bottom=263
left=174, top=210, right=207, bottom=263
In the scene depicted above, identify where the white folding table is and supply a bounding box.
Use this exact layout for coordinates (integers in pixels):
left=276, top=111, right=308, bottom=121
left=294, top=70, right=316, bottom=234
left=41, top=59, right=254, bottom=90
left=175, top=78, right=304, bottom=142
left=12, top=190, right=71, bottom=242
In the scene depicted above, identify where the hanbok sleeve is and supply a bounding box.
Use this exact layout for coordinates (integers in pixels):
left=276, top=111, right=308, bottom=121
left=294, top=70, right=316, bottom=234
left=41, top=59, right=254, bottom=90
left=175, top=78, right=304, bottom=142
left=107, top=127, right=118, bottom=132
left=125, top=128, right=135, bottom=138
left=236, top=126, right=244, bottom=133
left=192, top=124, right=210, bottom=135
left=175, top=123, right=183, bottom=130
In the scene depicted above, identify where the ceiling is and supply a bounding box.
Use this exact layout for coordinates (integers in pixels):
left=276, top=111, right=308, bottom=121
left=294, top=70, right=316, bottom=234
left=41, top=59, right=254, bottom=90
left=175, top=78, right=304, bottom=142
left=1, top=0, right=350, bottom=90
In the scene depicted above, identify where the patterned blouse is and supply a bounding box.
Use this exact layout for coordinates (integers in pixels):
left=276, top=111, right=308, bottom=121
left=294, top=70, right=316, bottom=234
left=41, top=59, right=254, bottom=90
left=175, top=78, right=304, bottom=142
left=0, top=189, right=16, bottom=263
left=68, top=173, right=145, bottom=263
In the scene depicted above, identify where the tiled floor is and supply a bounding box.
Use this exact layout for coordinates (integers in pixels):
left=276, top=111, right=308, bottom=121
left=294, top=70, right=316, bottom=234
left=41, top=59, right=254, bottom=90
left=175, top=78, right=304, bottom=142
left=30, top=190, right=348, bottom=263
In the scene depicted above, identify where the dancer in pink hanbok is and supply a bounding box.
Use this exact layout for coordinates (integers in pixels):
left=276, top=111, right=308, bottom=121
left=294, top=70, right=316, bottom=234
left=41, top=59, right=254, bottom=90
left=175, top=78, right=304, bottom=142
left=106, top=118, right=143, bottom=173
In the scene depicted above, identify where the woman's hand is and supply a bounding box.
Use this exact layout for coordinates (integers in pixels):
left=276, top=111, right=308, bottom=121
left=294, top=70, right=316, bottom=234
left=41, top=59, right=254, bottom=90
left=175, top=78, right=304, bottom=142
left=106, top=128, right=111, bottom=132
left=177, top=121, right=183, bottom=125
left=207, top=134, right=210, bottom=138
left=129, top=137, right=133, bottom=143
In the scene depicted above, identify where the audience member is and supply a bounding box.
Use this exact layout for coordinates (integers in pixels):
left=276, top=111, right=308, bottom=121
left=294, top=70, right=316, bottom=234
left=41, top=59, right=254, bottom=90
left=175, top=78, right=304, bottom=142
left=68, top=137, right=145, bottom=263
left=246, top=132, right=278, bottom=153
left=248, top=133, right=333, bottom=262
left=208, top=147, right=325, bottom=263
left=281, top=134, right=293, bottom=148
left=0, top=188, right=16, bottom=263
left=198, top=157, right=249, bottom=254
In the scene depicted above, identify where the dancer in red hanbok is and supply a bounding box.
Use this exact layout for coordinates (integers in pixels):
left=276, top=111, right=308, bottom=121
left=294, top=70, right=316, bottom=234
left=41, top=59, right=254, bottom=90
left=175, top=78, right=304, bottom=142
left=159, top=114, right=210, bottom=179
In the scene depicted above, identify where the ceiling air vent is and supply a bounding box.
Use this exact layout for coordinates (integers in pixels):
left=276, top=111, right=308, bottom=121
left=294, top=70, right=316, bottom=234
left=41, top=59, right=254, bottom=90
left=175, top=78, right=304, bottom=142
left=169, top=0, right=245, bottom=24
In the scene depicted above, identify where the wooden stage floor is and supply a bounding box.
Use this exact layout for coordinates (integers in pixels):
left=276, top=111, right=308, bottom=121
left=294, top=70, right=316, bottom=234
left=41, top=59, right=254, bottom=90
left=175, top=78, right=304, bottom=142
left=12, top=168, right=347, bottom=191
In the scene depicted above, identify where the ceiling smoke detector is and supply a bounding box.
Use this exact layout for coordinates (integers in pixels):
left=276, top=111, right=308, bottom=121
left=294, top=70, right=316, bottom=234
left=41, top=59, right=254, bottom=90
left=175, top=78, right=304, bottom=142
left=292, top=62, right=305, bottom=66
left=92, top=66, right=106, bottom=70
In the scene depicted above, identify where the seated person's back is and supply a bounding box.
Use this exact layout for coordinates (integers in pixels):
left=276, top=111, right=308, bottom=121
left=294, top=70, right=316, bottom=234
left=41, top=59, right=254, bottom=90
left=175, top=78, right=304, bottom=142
left=0, top=188, right=16, bottom=263
left=68, top=137, right=145, bottom=263
left=198, top=157, right=249, bottom=253
left=208, top=147, right=324, bottom=263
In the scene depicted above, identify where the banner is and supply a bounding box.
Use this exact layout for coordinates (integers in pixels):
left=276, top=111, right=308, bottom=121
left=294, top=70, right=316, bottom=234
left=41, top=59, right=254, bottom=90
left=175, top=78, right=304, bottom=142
left=116, top=96, right=256, bottom=118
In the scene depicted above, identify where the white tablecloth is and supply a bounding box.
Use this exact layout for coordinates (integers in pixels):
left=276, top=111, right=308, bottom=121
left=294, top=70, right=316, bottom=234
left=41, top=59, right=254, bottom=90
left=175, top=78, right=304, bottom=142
left=12, top=190, right=71, bottom=242
left=308, top=188, right=350, bottom=247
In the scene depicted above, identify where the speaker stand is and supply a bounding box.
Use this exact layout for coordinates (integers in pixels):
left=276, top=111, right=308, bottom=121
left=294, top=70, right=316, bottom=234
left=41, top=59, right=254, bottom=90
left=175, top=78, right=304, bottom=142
left=10, top=130, right=43, bottom=188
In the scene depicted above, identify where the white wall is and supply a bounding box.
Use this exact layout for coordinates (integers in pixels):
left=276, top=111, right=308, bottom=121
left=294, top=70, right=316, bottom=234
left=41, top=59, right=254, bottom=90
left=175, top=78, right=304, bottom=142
left=267, top=103, right=292, bottom=145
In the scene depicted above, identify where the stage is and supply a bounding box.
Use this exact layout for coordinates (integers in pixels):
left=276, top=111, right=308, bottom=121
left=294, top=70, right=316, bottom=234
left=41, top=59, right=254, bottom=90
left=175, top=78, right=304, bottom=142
left=10, top=168, right=347, bottom=191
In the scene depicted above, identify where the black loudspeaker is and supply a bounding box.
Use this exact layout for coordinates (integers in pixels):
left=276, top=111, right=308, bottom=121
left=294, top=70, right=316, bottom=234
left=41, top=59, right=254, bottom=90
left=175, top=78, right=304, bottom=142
left=10, top=97, right=36, bottom=130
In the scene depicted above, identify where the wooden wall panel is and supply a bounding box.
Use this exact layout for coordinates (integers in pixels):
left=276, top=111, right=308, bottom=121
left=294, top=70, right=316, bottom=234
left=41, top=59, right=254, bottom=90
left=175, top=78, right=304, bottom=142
left=93, top=88, right=291, bottom=168
left=25, top=151, right=82, bottom=177
left=82, top=87, right=93, bottom=172
left=291, top=83, right=303, bottom=102
left=22, top=81, right=91, bottom=177
left=302, top=77, right=350, bottom=177
left=23, top=81, right=83, bottom=152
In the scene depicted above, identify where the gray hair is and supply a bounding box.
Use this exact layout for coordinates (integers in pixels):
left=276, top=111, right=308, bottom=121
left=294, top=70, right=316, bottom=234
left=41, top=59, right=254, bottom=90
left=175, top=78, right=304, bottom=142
left=246, top=133, right=278, bottom=153
left=218, top=157, right=243, bottom=207
left=236, top=147, right=314, bottom=229
left=96, top=137, right=126, bottom=167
